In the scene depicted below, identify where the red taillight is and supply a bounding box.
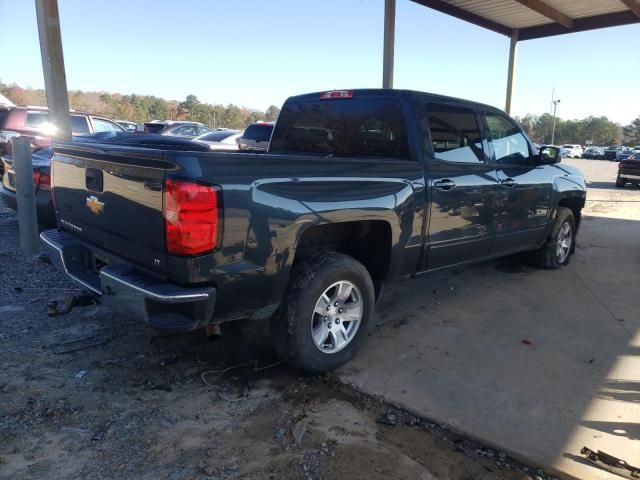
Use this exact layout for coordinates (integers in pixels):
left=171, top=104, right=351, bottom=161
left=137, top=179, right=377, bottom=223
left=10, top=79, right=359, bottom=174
left=39, top=172, right=51, bottom=191
left=164, top=179, right=220, bottom=255
left=32, top=170, right=40, bottom=187
left=320, top=90, right=354, bottom=100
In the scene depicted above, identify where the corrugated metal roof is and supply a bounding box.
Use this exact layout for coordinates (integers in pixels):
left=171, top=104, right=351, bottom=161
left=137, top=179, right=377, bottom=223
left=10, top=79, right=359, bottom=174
left=411, top=0, right=640, bottom=39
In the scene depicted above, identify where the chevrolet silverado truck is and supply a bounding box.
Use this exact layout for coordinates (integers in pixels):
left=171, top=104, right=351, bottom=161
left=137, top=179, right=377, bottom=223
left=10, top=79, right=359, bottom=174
left=41, top=89, right=586, bottom=372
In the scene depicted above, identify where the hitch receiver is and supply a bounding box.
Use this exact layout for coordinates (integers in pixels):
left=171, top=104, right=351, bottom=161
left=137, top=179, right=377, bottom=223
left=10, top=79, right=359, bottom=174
left=48, top=292, right=97, bottom=317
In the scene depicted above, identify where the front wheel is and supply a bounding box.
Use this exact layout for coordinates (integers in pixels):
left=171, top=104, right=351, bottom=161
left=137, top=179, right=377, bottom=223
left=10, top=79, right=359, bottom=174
left=616, top=176, right=625, bottom=188
left=271, top=252, right=375, bottom=372
left=531, top=207, right=576, bottom=269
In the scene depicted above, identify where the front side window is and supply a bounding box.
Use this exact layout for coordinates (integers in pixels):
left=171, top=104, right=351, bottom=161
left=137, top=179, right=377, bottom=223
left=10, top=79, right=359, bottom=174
left=486, top=113, right=532, bottom=166
left=243, top=124, right=274, bottom=143
left=424, top=104, right=484, bottom=163
left=270, top=98, right=409, bottom=159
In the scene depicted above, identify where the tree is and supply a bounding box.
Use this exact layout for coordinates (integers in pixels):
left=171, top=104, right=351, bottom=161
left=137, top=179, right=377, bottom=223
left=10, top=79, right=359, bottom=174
left=265, top=105, right=280, bottom=121
left=623, top=116, right=640, bottom=146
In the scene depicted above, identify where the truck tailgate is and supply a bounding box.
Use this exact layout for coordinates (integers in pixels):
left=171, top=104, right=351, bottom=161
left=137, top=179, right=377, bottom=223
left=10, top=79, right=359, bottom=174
left=52, top=143, right=172, bottom=273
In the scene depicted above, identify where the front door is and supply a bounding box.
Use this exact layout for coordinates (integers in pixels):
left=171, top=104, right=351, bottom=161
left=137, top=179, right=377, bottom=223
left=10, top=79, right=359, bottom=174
left=482, top=112, right=552, bottom=254
left=421, top=102, right=498, bottom=270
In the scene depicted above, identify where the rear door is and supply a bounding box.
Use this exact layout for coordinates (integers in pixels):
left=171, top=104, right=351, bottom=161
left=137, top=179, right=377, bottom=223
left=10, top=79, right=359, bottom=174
left=482, top=111, right=551, bottom=254
left=420, top=102, right=498, bottom=270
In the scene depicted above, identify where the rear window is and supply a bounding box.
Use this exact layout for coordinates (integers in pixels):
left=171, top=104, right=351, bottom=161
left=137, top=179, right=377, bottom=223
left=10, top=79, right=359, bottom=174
left=199, top=131, right=236, bottom=142
left=145, top=123, right=166, bottom=134
left=243, top=124, right=274, bottom=142
left=270, top=99, right=409, bottom=158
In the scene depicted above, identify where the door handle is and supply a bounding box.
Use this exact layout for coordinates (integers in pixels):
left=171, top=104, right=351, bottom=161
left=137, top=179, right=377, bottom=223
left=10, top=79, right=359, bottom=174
left=434, top=179, right=456, bottom=190
left=501, top=178, right=516, bottom=188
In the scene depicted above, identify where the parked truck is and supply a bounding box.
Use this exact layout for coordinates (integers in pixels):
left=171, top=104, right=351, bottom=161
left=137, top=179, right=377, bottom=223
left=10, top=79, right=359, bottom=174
left=41, top=89, right=586, bottom=372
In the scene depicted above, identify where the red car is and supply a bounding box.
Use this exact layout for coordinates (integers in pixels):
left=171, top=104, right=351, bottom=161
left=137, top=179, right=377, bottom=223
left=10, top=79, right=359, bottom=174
left=0, top=106, right=124, bottom=178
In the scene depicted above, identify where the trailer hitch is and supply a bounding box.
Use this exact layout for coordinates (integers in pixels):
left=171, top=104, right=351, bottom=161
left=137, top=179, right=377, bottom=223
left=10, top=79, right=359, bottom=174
left=47, top=292, right=97, bottom=317
left=581, top=446, right=640, bottom=479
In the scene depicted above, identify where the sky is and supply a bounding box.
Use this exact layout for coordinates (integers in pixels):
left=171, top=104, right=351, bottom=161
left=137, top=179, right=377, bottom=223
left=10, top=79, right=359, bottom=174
left=1, top=0, right=639, bottom=123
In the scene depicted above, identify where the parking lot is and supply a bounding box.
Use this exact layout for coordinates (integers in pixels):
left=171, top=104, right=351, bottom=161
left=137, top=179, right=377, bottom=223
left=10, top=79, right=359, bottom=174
left=1, top=158, right=638, bottom=480
left=338, top=158, right=640, bottom=479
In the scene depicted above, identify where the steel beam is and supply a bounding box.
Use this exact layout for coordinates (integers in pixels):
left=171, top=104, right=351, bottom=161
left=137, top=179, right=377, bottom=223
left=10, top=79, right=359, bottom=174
left=383, top=0, right=396, bottom=89
left=505, top=30, right=518, bottom=115
left=519, top=11, right=640, bottom=40
left=12, top=137, right=39, bottom=255
left=35, top=0, right=71, bottom=141
left=620, top=0, right=640, bottom=18
left=512, top=0, right=573, bottom=29
left=409, top=0, right=512, bottom=36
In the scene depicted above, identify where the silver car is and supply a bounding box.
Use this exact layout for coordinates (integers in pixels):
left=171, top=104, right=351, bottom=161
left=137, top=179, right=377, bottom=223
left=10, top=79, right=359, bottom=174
left=144, top=121, right=211, bottom=138
left=194, top=130, right=242, bottom=151
left=238, top=122, right=274, bottom=152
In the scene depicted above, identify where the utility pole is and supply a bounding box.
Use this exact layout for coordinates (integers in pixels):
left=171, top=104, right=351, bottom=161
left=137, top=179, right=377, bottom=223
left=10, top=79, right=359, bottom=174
left=35, top=0, right=71, bottom=141
left=551, top=98, right=561, bottom=145
left=382, top=0, right=396, bottom=89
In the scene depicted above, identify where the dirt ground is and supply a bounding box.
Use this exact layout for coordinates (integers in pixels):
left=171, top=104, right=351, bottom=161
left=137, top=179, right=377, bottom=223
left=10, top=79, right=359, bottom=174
left=4, top=160, right=617, bottom=480
left=0, top=209, right=549, bottom=480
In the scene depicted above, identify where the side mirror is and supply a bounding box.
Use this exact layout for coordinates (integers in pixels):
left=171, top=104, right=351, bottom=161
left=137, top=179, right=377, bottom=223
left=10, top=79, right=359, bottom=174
left=538, top=145, right=561, bottom=165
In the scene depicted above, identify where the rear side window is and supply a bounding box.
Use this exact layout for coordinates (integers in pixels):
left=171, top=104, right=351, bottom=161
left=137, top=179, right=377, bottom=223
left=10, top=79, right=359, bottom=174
left=243, top=124, right=274, bottom=142
left=270, top=98, right=409, bottom=159
left=425, top=104, right=484, bottom=163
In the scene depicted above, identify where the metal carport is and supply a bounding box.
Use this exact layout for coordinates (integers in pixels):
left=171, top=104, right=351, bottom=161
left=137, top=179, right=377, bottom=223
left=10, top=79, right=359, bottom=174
left=382, top=0, right=640, bottom=113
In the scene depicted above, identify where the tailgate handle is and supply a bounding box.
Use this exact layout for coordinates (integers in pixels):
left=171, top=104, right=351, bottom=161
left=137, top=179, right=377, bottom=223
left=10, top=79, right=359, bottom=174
left=85, top=168, right=103, bottom=193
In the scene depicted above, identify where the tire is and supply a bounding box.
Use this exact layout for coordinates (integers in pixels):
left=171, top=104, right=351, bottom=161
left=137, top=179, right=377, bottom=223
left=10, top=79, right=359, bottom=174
left=271, top=252, right=375, bottom=373
left=531, top=207, right=576, bottom=270
left=616, top=176, right=625, bottom=188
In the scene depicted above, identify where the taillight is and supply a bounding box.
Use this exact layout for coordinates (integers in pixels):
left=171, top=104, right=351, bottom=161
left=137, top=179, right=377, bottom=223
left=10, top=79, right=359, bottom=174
left=39, top=172, right=51, bottom=191
left=32, top=170, right=41, bottom=187
left=320, top=90, right=354, bottom=100
left=164, top=179, right=220, bottom=255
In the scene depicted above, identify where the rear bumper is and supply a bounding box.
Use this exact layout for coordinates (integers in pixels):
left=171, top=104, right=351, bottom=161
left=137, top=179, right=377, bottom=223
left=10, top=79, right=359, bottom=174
left=0, top=184, right=56, bottom=227
left=40, top=229, right=217, bottom=332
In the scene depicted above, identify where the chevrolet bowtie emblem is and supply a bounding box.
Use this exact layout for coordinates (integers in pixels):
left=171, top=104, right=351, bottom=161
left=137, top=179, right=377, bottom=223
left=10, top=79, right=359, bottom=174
left=86, top=195, right=104, bottom=215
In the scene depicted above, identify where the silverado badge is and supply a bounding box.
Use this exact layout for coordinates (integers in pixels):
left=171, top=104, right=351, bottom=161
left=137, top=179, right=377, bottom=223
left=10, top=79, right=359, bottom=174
left=86, top=196, right=104, bottom=215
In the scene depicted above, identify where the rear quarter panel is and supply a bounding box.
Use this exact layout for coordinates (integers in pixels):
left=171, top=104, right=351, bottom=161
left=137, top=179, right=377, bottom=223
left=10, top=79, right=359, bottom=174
left=167, top=152, right=426, bottom=321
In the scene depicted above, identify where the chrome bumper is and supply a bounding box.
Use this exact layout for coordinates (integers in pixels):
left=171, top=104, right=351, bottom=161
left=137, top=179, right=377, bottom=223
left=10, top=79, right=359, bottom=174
left=40, top=229, right=216, bottom=332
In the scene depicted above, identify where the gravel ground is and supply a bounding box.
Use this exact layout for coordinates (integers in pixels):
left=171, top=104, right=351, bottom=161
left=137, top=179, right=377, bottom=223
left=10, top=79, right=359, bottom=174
left=0, top=196, right=561, bottom=480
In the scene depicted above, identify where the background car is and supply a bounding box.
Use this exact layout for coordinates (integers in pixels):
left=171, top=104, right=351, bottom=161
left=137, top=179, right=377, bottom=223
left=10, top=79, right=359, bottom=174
left=143, top=121, right=211, bottom=138
left=0, top=106, right=124, bottom=178
left=194, top=130, right=242, bottom=150
left=561, top=144, right=583, bottom=158
left=0, top=145, right=55, bottom=226
left=604, top=146, right=623, bottom=161
left=582, top=146, right=604, bottom=159
left=616, top=146, right=635, bottom=161
left=238, top=121, right=274, bottom=151
left=116, top=120, right=137, bottom=132
left=616, top=153, right=640, bottom=188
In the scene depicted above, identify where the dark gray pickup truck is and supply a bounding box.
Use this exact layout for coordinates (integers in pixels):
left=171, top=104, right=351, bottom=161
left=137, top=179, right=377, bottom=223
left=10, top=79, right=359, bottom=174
left=41, top=89, right=586, bottom=372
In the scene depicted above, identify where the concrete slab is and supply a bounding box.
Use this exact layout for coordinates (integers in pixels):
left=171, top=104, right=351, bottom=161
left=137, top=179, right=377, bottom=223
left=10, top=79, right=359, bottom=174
left=338, top=160, right=640, bottom=479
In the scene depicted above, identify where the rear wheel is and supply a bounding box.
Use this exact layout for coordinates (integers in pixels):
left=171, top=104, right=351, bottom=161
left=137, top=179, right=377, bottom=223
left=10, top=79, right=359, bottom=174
left=616, top=176, right=625, bottom=188
left=531, top=207, right=576, bottom=269
left=271, top=252, right=374, bottom=373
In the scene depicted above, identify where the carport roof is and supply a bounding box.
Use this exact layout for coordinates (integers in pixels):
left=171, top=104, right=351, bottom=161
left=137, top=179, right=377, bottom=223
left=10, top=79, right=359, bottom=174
left=410, top=0, right=640, bottom=40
